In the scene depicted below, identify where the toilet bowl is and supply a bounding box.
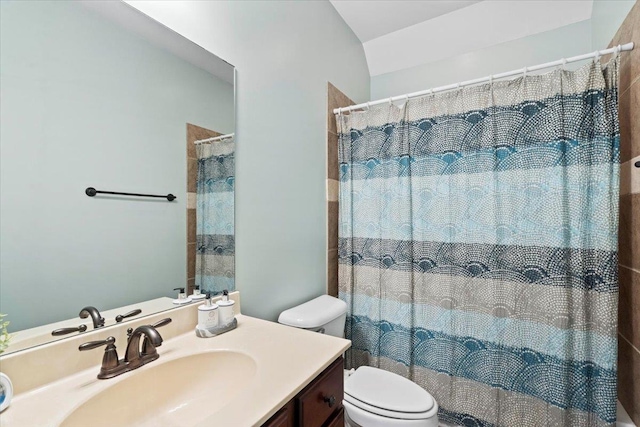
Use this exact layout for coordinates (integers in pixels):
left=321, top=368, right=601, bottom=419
left=343, top=366, right=439, bottom=427
left=278, top=295, right=439, bottom=427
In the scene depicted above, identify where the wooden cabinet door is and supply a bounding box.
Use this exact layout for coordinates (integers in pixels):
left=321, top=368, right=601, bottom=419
left=263, top=400, right=295, bottom=427
left=296, top=357, right=343, bottom=427
left=261, top=357, right=344, bottom=427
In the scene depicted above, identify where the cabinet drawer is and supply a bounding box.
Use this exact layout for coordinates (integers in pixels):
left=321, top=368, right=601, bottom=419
left=325, top=407, right=344, bottom=427
left=297, top=357, right=343, bottom=427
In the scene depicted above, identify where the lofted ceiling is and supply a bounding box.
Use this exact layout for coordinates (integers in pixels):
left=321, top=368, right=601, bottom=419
left=328, top=0, right=481, bottom=43
left=329, top=0, right=595, bottom=77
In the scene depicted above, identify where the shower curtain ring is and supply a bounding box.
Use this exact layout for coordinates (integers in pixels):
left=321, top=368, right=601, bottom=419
left=561, top=58, right=567, bottom=70
left=523, top=67, right=528, bottom=77
left=388, top=97, right=393, bottom=106
left=489, top=75, right=494, bottom=84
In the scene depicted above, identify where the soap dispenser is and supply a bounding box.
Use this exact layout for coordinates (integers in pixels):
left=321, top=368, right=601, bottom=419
left=217, top=290, right=235, bottom=325
left=190, top=285, right=206, bottom=300
left=194, top=290, right=237, bottom=338
left=172, top=287, right=192, bottom=304
left=197, top=293, right=219, bottom=330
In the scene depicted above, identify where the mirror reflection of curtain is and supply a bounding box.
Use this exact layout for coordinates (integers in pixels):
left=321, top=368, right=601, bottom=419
left=196, top=137, right=235, bottom=294
left=337, top=58, right=620, bottom=427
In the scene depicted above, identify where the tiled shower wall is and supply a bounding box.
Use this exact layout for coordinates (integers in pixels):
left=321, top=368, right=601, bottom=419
left=326, top=83, right=355, bottom=297
left=186, top=123, right=222, bottom=295
left=608, top=2, right=640, bottom=424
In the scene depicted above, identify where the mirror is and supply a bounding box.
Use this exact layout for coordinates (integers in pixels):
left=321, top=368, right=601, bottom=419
left=0, top=1, right=235, bottom=355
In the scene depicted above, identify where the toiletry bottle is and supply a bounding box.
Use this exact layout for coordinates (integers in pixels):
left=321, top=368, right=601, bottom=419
left=191, top=285, right=205, bottom=300
left=197, top=293, right=219, bottom=329
left=173, top=287, right=192, bottom=304
left=217, top=290, right=235, bottom=325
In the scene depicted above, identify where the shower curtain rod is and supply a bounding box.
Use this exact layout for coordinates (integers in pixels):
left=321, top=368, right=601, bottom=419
left=194, top=132, right=234, bottom=145
left=334, top=42, right=635, bottom=115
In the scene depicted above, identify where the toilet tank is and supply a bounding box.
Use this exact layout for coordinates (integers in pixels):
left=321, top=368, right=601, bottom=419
left=278, top=295, right=348, bottom=338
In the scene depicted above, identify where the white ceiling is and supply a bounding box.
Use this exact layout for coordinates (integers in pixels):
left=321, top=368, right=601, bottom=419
left=330, top=0, right=594, bottom=77
left=329, top=0, right=481, bottom=43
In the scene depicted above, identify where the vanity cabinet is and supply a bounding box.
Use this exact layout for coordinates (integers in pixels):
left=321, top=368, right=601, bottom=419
left=263, top=357, right=344, bottom=427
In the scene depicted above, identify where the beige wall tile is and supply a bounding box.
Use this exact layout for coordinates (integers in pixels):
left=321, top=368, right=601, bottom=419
left=327, top=179, right=339, bottom=202
left=620, top=265, right=640, bottom=350
left=187, top=208, right=196, bottom=244
left=327, top=248, right=338, bottom=297
left=620, top=155, right=640, bottom=196
left=187, top=158, right=197, bottom=193
left=187, top=192, right=197, bottom=209
left=328, top=82, right=355, bottom=134
left=186, top=124, right=197, bottom=159
left=187, top=242, right=196, bottom=280
left=328, top=131, right=339, bottom=181
left=619, top=193, right=640, bottom=270
left=607, top=2, right=640, bottom=96
left=619, top=79, right=640, bottom=163
left=187, top=123, right=222, bottom=158
left=614, top=6, right=640, bottom=424
left=618, top=334, right=640, bottom=425
left=327, top=201, right=338, bottom=252
left=327, top=82, right=356, bottom=298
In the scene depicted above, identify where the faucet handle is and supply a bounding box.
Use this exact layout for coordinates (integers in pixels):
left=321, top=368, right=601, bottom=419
left=79, top=336, right=116, bottom=351
left=152, top=318, right=172, bottom=328
left=115, top=309, right=142, bottom=323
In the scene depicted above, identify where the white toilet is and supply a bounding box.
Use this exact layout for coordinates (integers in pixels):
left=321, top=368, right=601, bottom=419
left=278, top=295, right=439, bottom=427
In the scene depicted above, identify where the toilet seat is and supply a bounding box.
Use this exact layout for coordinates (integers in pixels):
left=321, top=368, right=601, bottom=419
left=344, top=366, right=437, bottom=421
left=344, top=395, right=436, bottom=420
left=343, top=400, right=438, bottom=427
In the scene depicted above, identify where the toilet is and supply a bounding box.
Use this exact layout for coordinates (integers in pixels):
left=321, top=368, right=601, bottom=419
left=278, top=295, right=439, bottom=427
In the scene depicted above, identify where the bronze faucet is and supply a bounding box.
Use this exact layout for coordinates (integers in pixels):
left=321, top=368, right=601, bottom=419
left=79, top=306, right=105, bottom=329
left=79, top=318, right=172, bottom=379
left=124, top=325, right=164, bottom=369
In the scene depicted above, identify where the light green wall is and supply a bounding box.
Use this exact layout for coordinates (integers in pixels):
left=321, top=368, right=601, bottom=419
left=127, top=1, right=370, bottom=321
left=0, top=1, right=234, bottom=332
left=371, top=21, right=593, bottom=100
left=592, top=0, right=636, bottom=50
left=371, top=1, right=636, bottom=100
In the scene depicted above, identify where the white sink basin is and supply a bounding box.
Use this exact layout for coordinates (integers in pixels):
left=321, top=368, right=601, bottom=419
left=61, top=350, right=257, bottom=427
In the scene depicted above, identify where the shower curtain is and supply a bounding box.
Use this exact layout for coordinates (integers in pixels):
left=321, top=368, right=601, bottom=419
left=196, top=137, right=235, bottom=294
left=337, top=58, right=620, bottom=427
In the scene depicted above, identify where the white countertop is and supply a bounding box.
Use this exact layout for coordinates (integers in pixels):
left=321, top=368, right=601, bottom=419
left=0, top=314, right=351, bottom=427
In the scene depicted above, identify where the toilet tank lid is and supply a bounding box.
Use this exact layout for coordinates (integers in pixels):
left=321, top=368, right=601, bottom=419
left=278, top=295, right=347, bottom=329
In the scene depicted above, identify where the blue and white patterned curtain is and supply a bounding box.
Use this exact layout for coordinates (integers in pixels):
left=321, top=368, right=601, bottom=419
left=196, top=137, right=235, bottom=294
left=337, top=58, right=620, bottom=427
